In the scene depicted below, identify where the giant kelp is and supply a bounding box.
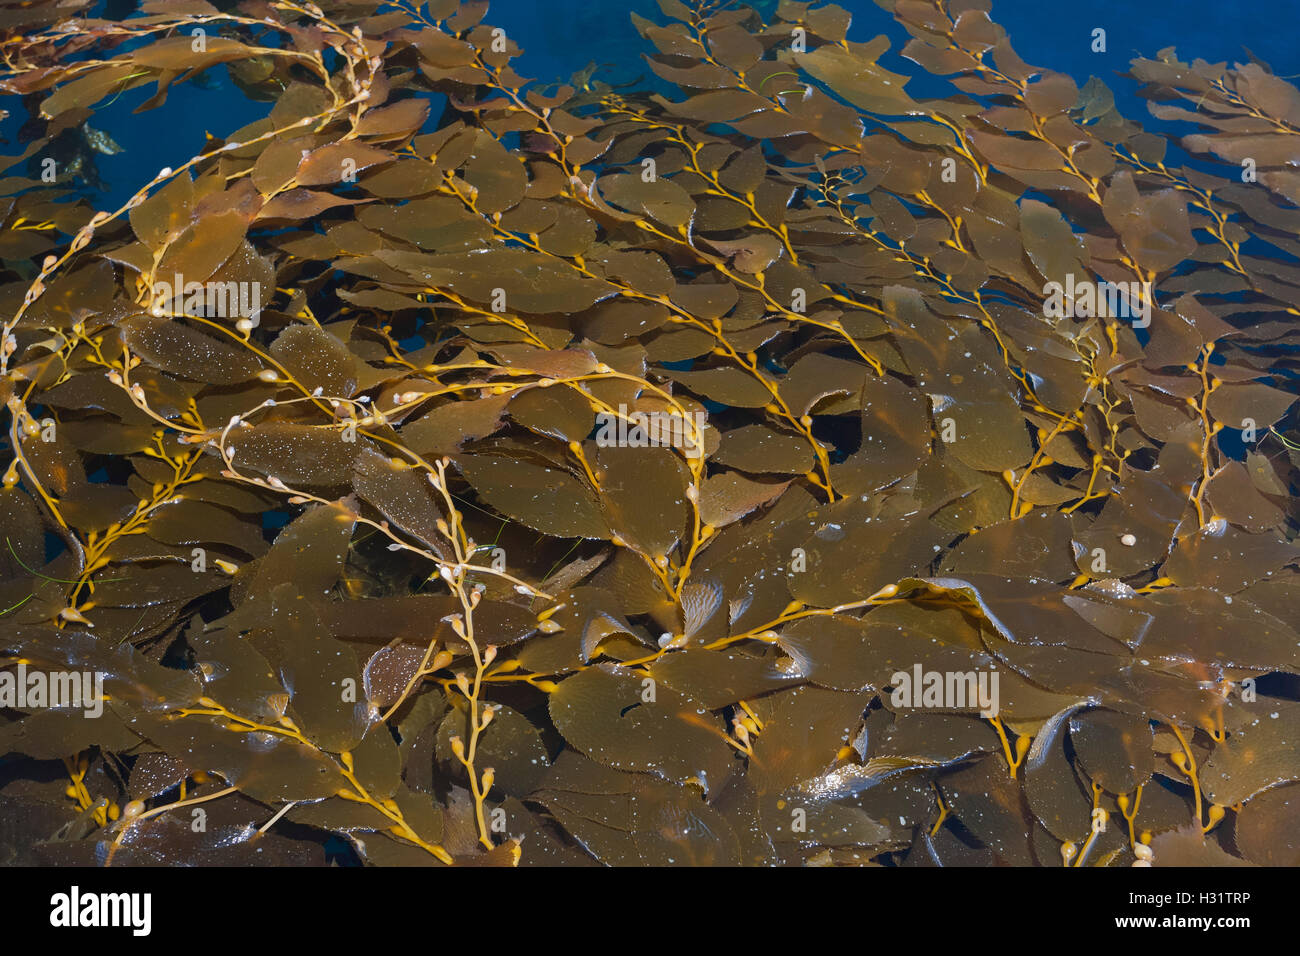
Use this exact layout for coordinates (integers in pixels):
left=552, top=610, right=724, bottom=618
left=0, top=0, right=1297, bottom=867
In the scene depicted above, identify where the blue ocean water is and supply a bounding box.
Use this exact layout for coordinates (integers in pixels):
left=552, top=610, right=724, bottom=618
left=17, top=0, right=1300, bottom=210
left=504, top=0, right=1300, bottom=115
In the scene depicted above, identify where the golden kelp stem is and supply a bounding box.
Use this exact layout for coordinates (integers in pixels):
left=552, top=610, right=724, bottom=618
left=1168, top=724, right=1204, bottom=828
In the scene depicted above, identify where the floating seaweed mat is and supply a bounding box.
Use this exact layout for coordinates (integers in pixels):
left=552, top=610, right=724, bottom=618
left=0, top=0, right=1296, bottom=867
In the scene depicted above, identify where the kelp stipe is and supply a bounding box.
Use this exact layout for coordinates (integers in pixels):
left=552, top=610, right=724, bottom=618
left=0, top=0, right=1296, bottom=866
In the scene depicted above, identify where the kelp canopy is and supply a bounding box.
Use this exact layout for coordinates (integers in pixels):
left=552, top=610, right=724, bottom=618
left=0, top=0, right=1297, bottom=868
